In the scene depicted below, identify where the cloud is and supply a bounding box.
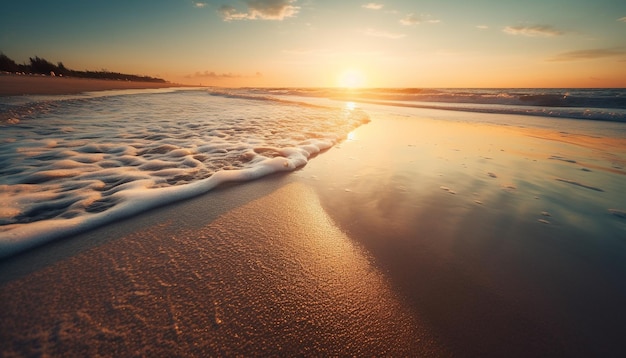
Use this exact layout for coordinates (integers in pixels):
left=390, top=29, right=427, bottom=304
left=362, top=3, right=383, bottom=10
left=219, top=6, right=248, bottom=20
left=503, top=25, right=563, bottom=37
left=185, top=71, right=263, bottom=79
left=619, top=17, right=626, bottom=22
left=363, top=28, right=405, bottom=39
left=400, top=13, right=440, bottom=26
left=476, top=25, right=489, bottom=30
left=193, top=2, right=206, bottom=8
left=400, top=14, right=419, bottom=26
left=219, top=0, right=299, bottom=21
left=548, top=47, right=626, bottom=62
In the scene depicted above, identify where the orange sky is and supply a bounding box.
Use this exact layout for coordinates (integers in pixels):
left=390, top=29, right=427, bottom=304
left=2, top=1, right=625, bottom=87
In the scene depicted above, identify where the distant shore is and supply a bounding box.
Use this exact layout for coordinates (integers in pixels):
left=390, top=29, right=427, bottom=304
left=0, top=73, right=189, bottom=96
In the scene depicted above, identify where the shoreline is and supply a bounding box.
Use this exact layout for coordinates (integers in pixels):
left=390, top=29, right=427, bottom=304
left=297, top=112, right=626, bottom=356
left=1, top=103, right=626, bottom=355
left=0, top=170, right=448, bottom=356
left=0, top=73, right=191, bottom=96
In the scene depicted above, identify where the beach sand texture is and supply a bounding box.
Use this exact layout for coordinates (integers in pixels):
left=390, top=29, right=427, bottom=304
left=0, top=179, right=444, bottom=356
left=1, top=88, right=626, bottom=356
left=0, top=74, right=178, bottom=96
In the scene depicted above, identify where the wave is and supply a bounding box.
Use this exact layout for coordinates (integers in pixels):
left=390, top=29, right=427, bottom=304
left=348, top=98, right=626, bottom=123
left=0, top=144, right=329, bottom=258
left=207, top=89, right=334, bottom=109
left=0, top=89, right=370, bottom=258
left=251, top=88, right=626, bottom=123
left=339, top=88, right=626, bottom=108
left=0, top=87, right=199, bottom=125
left=1, top=86, right=623, bottom=257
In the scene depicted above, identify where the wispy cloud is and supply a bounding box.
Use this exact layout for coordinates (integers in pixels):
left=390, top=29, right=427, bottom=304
left=503, top=25, right=563, bottom=37
left=185, top=71, right=263, bottom=79
left=400, top=14, right=419, bottom=26
left=476, top=25, right=489, bottom=30
left=362, top=3, right=384, bottom=10
left=363, top=28, right=405, bottom=39
left=618, top=16, right=626, bottom=22
left=400, top=13, right=440, bottom=26
left=548, top=47, right=626, bottom=62
left=193, top=1, right=206, bottom=8
left=219, top=0, right=299, bottom=21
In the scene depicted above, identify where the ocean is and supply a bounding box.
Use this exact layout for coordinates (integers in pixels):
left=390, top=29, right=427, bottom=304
left=1, top=87, right=625, bottom=258
left=245, top=87, right=626, bottom=122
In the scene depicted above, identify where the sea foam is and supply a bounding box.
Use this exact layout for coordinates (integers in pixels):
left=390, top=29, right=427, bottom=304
left=0, top=89, right=369, bottom=258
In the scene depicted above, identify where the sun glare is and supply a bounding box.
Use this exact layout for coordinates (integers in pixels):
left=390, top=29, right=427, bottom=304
left=338, top=69, right=366, bottom=88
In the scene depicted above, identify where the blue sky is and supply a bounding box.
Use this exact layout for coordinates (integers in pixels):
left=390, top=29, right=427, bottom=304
left=1, top=0, right=625, bottom=87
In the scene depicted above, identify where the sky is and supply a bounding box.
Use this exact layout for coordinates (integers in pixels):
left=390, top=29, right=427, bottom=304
left=1, top=0, right=625, bottom=87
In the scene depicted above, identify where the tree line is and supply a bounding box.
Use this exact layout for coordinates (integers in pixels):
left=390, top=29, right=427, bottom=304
left=0, top=52, right=166, bottom=83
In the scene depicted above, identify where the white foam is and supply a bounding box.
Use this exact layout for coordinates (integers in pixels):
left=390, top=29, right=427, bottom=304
left=0, top=140, right=337, bottom=258
left=0, top=90, right=370, bottom=258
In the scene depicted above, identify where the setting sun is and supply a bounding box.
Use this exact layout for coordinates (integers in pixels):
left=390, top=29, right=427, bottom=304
left=338, top=69, right=366, bottom=88
left=1, top=1, right=625, bottom=356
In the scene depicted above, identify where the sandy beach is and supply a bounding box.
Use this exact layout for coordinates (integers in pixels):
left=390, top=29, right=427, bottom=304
left=0, top=74, right=182, bottom=96
left=3, top=0, right=625, bottom=354
left=1, top=93, right=626, bottom=356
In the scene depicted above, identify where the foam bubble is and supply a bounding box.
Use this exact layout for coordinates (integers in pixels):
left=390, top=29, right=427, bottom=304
left=0, top=89, right=370, bottom=258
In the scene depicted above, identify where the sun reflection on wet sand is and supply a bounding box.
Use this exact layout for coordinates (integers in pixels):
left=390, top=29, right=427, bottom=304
left=300, top=109, right=626, bottom=356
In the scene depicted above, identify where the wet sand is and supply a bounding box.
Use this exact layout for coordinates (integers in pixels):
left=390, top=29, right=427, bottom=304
left=298, top=111, right=626, bottom=356
left=1, top=107, right=626, bottom=356
left=0, top=74, right=183, bottom=96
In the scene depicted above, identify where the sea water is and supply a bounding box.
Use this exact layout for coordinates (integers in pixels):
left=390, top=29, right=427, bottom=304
left=0, top=88, right=369, bottom=257
left=1, top=87, right=625, bottom=258
left=246, top=87, right=626, bottom=123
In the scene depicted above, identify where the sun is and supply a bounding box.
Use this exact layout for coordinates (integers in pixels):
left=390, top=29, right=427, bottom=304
left=337, top=69, right=366, bottom=88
